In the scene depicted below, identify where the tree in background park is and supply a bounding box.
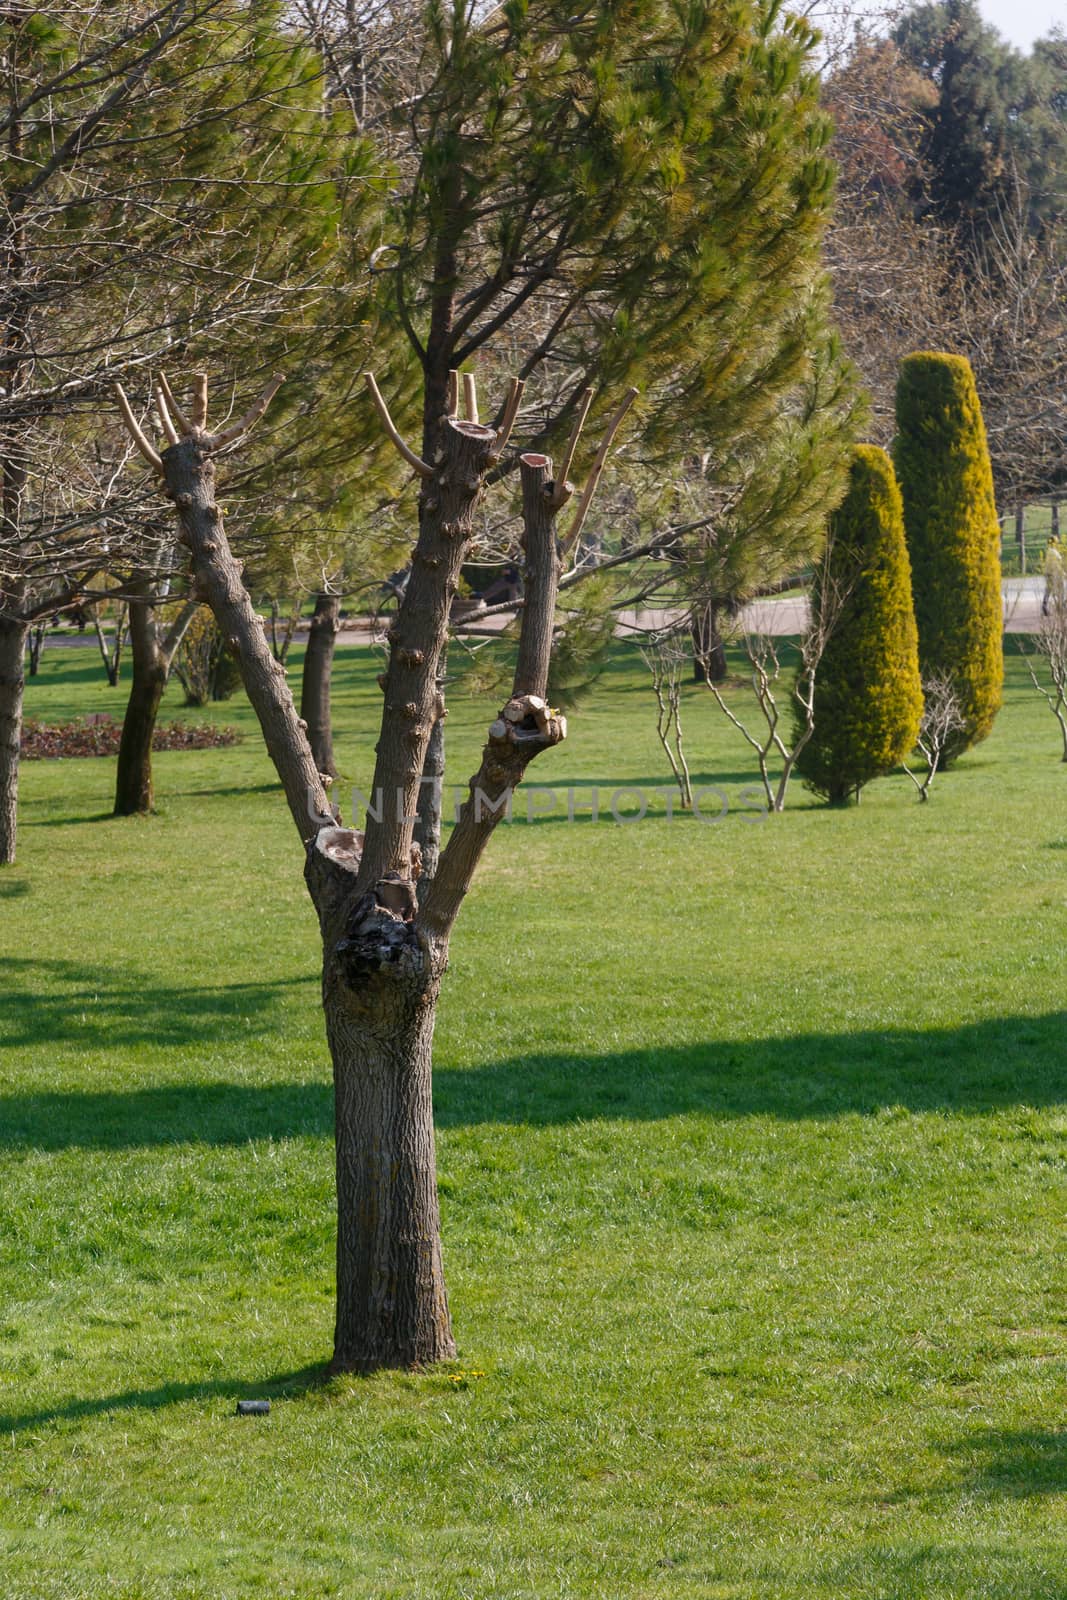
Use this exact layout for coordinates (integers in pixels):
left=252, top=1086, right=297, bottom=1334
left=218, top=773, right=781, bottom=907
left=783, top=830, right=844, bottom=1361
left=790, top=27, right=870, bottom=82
left=115, top=0, right=857, bottom=1372
left=0, top=0, right=388, bottom=851
left=795, top=445, right=923, bottom=805
left=822, top=10, right=1067, bottom=510
left=893, top=352, right=1003, bottom=763
left=892, top=0, right=1066, bottom=246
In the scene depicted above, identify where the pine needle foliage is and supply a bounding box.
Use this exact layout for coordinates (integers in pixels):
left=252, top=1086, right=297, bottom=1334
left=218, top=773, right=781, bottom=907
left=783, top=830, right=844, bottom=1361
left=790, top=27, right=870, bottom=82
left=384, top=0, right=850, bottom=470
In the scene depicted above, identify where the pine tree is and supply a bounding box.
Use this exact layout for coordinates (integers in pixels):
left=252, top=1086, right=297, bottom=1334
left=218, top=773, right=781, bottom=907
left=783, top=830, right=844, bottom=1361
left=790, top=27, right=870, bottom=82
left=893, top=352, right=1003, bottom=760
left=892, top=0, right=1066, bottom=243
left=796, top=446, right=923, bottom=804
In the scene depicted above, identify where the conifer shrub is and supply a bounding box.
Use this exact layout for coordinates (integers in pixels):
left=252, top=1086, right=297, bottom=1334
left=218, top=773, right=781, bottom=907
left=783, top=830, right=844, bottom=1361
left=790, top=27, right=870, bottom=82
left=893, top=352, right=1003, bottom=761
left=796, top=445, right=923, bottom=803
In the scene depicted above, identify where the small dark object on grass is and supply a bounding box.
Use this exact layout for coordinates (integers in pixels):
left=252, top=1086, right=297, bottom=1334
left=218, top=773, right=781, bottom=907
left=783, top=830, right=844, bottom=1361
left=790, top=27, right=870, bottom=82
left=236, top=1400, right=270, bottom=1416
left=22, top=717, right=240, bottom=760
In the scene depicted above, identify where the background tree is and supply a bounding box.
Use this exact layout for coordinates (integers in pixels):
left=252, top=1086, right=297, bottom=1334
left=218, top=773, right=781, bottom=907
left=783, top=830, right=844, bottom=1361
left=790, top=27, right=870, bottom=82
left=893, top=351, right=1003, bottom=761
left=822, top=10, right=1067, bottom=506
left=0, top=1, right=393, bottom=848
left=892, top=0, right=1066, bottom=244
left=796, top=444, right=923, bottom=804
left=698, top=532, right=857, bottom=814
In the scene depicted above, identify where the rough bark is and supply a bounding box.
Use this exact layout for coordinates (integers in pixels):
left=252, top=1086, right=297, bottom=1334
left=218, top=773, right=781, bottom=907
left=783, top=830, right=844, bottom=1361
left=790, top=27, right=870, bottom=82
left=325, top=942, right=454, bottom=1371
left=114, top=593, right=166, bottom=816
left=0, top=612, right=28, bottom=866
left=414, top=702, right=445, bottom=887
left=422, top=453, right=565, bottom=939
left=513, top=456, right=558, bottom=698
left=299, top=591, right=340, bottom=778
left=162, top=436, right=334, bottom=841
left=357, top=417, right=498, bottom=890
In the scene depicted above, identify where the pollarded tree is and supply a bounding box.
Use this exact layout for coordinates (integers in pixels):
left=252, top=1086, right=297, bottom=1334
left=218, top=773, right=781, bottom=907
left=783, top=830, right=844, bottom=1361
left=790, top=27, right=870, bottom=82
left=796, top=445, right=923, bottom=804
left=892, top=351, right=1003, bottom=761
left=116, top=0, right=854, bottom=1374
left=116, top=366, right=615, bottom=1368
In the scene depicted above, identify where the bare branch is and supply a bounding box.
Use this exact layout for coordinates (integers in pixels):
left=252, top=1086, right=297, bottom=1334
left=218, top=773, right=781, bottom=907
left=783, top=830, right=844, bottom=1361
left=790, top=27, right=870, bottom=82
left=462, top=371, right=479, bottom=425
left=157, top=371, right=194, bottom=437
left=153, top=382, right=180, bottom=446
left=550, top=386, right=593, bottom=508
left=561, top=387, right=639, bottom=552
left=191, top=372, right=209, bottom=431
left=364, top=373, right=433, bottom=478
left=114, top=384, right=164, bottom=472
left=210, top=374, right=286, bottom=449
left=489, top=377, right=524, bottom=463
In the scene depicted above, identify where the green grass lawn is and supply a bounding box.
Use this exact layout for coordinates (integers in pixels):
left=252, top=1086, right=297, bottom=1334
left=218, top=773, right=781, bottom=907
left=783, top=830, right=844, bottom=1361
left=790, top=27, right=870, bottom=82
left=2, top=639, right=1066, bottom=1599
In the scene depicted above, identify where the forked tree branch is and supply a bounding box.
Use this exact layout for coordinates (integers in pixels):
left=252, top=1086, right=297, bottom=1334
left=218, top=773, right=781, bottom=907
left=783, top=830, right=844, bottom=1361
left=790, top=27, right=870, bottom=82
left=550, top=385, right=593, bottom=508
left=157, top=371, right=194, bottom=436
left=489, top=377, right=525, bottom=463
left=422, top=448, right=566, bottom=939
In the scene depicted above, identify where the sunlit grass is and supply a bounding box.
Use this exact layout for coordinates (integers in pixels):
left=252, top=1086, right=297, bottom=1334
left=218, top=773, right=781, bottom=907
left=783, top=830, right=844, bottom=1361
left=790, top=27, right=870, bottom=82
left=1, top=639, right=1066, bottom=1598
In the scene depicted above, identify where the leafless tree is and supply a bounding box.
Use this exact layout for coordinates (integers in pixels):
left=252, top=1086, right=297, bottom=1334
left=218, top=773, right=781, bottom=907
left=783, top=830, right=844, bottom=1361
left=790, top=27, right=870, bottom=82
left=1024, top=587, right=1067, bottom=763
left=90, top=601, right=130, bottom=688
left=697, top=552, right=852, bottom=813
left=823, top=30, right=1067, bottom=506
left=902, top=672, right=966, bottom=800
left=640, top=634, right=693, bottom=811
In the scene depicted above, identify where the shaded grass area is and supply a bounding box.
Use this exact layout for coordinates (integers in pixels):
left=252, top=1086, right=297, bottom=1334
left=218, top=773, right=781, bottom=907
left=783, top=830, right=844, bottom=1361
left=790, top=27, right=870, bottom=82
left=1, top=641, right=1066, bottom=1597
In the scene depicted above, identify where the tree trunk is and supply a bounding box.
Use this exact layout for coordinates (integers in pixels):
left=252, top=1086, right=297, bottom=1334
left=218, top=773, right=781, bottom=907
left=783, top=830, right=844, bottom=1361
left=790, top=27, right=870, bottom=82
left=1015, top=494, right=1026, bottom=576
left=1052, top=497, right=1060, bottom=540
left=0, top=613, right=28, bottom=866
left=299, top=591, right=340, bottom=778
left=324, top=958, right=455, bottom=1372
left=414, top=666, right=446, bottom=887
left=691, top=602, right=727, bottom=683
left=27, top=622, right=45, bottom=676
left=114, top=596, right=166, bottom=816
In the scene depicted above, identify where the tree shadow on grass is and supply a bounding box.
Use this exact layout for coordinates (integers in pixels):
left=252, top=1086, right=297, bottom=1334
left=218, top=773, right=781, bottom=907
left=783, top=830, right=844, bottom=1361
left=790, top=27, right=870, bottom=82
left=0, top=951, right=1065, bottom=1147
left=432, top=1009, right=1067, bottom=1127
left=0, top=1078, right=333, bottom=1149
left=0, top=956, right=316, bottom=1051
left=0, top=1364, right=328, bottom=1436
left=943, top=1427, right=1067, bottom=1499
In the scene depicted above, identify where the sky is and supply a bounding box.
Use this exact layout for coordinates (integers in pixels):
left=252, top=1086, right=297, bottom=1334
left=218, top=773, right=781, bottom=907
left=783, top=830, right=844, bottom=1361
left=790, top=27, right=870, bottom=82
left=976, top=0, right=1065, bottom=50
left=821, top=0, right=1066, bottom=53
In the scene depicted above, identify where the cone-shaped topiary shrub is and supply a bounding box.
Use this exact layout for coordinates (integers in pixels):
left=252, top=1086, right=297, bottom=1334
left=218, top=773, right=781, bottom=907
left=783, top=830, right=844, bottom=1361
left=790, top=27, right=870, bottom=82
left=796, top=445, right=923, bottom=804
left=893, top=352, right=1003, bottom=761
